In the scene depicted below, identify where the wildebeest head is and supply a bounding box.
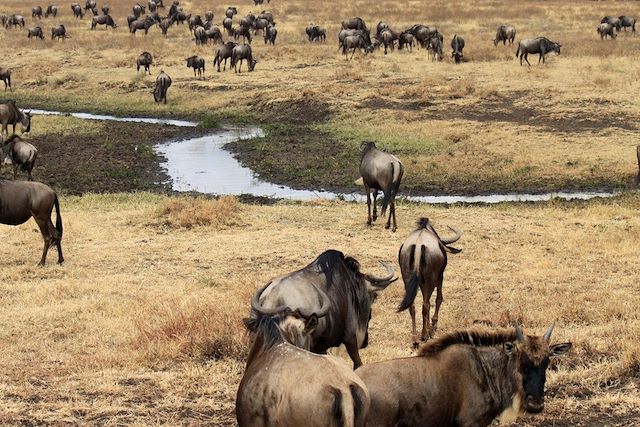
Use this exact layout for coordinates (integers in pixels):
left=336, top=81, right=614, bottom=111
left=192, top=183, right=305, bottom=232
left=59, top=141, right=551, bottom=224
left=552, top=42, right=561, bottom=55
left=20, top=110, right=32, bottom=133
left=248, top=59, right=258, bottom=72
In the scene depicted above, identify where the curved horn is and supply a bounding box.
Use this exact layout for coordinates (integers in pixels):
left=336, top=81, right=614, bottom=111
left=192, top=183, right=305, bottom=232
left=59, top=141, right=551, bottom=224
left=367, top=262, right=397, bottom=288
left=297, top=283, right=331, bottom=319
left=250, top=282, right=289, bottom=316
left=543, top=321, right=555, bottom=342
left=515, top=323, right=525, bottom=342
left=440, top=226, right=463, bottom=245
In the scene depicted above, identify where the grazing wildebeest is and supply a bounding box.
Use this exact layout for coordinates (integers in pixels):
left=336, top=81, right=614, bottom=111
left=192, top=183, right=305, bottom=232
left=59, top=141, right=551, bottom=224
left=5, top=14, right=25, bottom=29
left=494, top=25, right=516, bottom=46
left=341, top=34, right=373, bottom=59
left=51, top=24, right=66, bottom=40
left=28, top=26, right=45, bottom=39
left=359, top=141, right=403, bottom=232
left=264, top=24, right=277, bottom=45
left=188, top=15, right=203, bottom=32
left=223, top=17, right=233, bottom=34
left=153, top=70, right=171, bottom=104
left=84, top=0, right=96, bottom=11
left=233, top=25, right=252, bottom=43
left=397, top=218, right=462, bottom=348
left=130, top=16, right=156, bottom=35
left=225, top=6, right=237, bottom=19
left=186, top=55, right=205, bottom=78
left=406, top=24, right=438, bottom=49
left=357, top=324, right=572, bottom=427
left=379, top=28, right=398, bottom=54
left=44, top=5, right=58, bottom=18
left=32, top=6, right=43, bottom=19
left=0, top=102, right=31, bottom=134
left=91, top=14, right=117, bottom=30
left=451, top=34, right=465, bottom=63
left=133, top=3, right=146, bottom=18
left=598, top=22, right=617, bottom=39
left=601, top=16, right=621, bottom=31
left=213, top=41, right=237, bottom=71
left=342, top=17, right=367, bottom=31
left=204, top=10, right=213, bottom=22
left=71, top=3, right=84, bottom=18
left=0, top=178, right=64, bottom=265
left=398, top=32, right=414, bottom=51
left=237, top=302, right=370, bottom=427
left=136, top=51, right=153, bottom=74
left=249, top=249, right=397, bottom=369
left=516, top=37, right=561, bottom=66
left=619, top=16, right=636, bottom=32
left=428, top=34, right=444, bottom=61
left=1, top=135, right=37, bottom=181
left=231, top=43, right=257, bottom=73
left=0, top=68, right=11, bottom=91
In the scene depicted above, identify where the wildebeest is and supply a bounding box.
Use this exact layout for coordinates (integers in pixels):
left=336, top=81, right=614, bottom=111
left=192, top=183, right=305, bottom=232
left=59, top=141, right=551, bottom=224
left=130, top=16, right=156, bottom=35
left=359, top=141, right=403, bottom=232
left=231, top=44, right=257, bottom=72
left=397, top=218, right=462, bottom=348
left=32, top=6, right=43, bottom=19
left=398, top=32, right=414, bottom=51
left=148, top=1, right=157, bottom=12
left=341, top=34, right=373, bottom=59
left=451, top=34, right=465, bottom=63
left=598, top=22, right=617, bottom=39
left=428, top=34, right=444, bottom=61
left=101, top=5, right=109, bottom=14
left=133, top=3, right=146, bottom=18
left=356, top=324, right=572, bottom=427
left=494, top=25, right=516, bottom=46
left=173, top=10, right=190, bottom=25
left=0, top=68, right=11, bottom=91
left=159, top=15, right=174, bottom=35
left=258, top=11, right=274, bottom=24
left=91, top=14, right=117, bottom=30
left=516, top=37, right=561, bottom=66
left=379, top=28, right=398, bottom=54
left=233, top=25, right=252, bottom=44
left=252, top=17, right=269, bottom=35
left=0, top=178, right=63, bottom=265
left=225, top=6, right=237, bottom=19
left=223, top=17, right=233, bottom=34
left=51, top=24, right=66, bottom=40
left=153, top=70, right=171, bottom=104
left=601, top=16, right=621, bottom=31
left=84, top=0, right=96, bottom=10
left=376, top=21, right=389, bottom=39
left=71, top=3, right=84, bottom=18
left=237, top=303, right=370, bottom=427
left=204, top=27, right=223, bottom=44
left=168, top=0, right=180, bottom=16
left=136, top=51, right=153, bottom=74
left=342, top=17, right=367, bottom=32
left=186, top=55, right=205, bottom=78
left=28, top=26, right=45, bottom=39
left=1, top=135, right=37, bottom=181
left=239, top=13, right=256, bottom=29
left=45, top=5, right=58, bottom=18
left=306, top=24, right=325, bottom=42
left=5, top=14, right=25, bottom=29
left=188, top=14, right=203, bottom=32
left=213, top=41, right=237, bottom=71
left=193, top=25, right=207, bottom=45
left=264, top=24, right=277, bottom=45
left=248, top=249, right=397, bottom=369
left=0, top=102, right=31, bottom=134
left=406, top=24, right=438, bottom=49
left=619, top=16, right=636, bottom=32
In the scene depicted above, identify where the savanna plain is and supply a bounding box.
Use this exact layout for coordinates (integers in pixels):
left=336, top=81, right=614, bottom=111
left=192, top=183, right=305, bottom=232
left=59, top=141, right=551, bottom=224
left=0, top=0, right=639, bottom=425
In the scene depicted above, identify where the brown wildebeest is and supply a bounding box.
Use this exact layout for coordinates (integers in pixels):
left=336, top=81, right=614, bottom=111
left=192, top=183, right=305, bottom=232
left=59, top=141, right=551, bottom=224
left=359, top=141, right=403, bottom=232
left=0, top=178, right=64, bottom=265
left=398, top=218, right=462, bottom=348
left=153, top=70, right=171, bottom=104
left=225, top=6, right=237, bottom=19
left=0, top=102, right=31, bottom=134
left=136, top=51, right=153, bottom=74
left=264, top=24, right=277, bottom=45
left=214, top=41, right=237, bottom=71
left=84, top=0, right=96, bottom=11
left=233, top=25, right=252, bottom=43
left=51, top=24, right=66, bottom=40
left=237, top=303, right=370, bottom=427
left=341, top=34, right=373, bottom=59
left=32, top=6, right=43, bottom=19
left=45, top=5, right=58, bottom=18
left=398, top=32, right=414, bottom=51
left=223, top=17, right=233, bottom=34
left=91, top=14, right=117, bottom=30
left=601, top=16, right=621, bottom=31
left=28, top=26, right=45, bottom=39
left=619, top=16, right=636, bottom=32
left=494, top=25, right=516, bottom=46
left=451, top=34, right=465, bottom=63
left=1, top=135, right=38, bottom=181
left=598, top=22, right=616, bottom=39
left=0, top=68, right=11, bottom=90
left=130, top=16, right=156, bottom=35
left=357, top=323, right=572, bottom=427
left=71, top=3, right=84, bottom=18
left=186, top=56, right=205, bottom=78
left=231, top=44, right=257, bottom=72
left=516, top=37, right=561, bottom=66
left=635, top=145, right=640, bottom=185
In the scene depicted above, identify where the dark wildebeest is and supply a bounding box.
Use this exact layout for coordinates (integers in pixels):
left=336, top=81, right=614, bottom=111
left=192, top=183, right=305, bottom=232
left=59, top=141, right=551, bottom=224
left=204, top=10, right=213, bottom=22
left=406, top=24, right=438, bottom=49
left=451, top=34, right=465, bottom=63
left=376, top=21, right=389, bottom=39
left=223, top=17, right=233, bottom=34
left=130, top=16, right=156, bottom=35
left=193, top=25, right=207, bottom=45
left=84, top=0, right=96, bottom=11
left=186, top=55, right=205, bottom=78
left=0, top=14, right=6, bottom=27
left=252, top=17, right=269, bottom=35
left=136, top=51, right=153, bottom=74
left=248, top=249, right=397, bottom=369
left=0, top=68, right=12, bottom=91
left=601, top=16, right=621, bottom=31
left=127, top=13, right=137, bottom=28
left=494, top=25, right=516, bottom=46
left=428, top=34, right=444, bottom=61
left=258, top=11, right=274, bottom=24
left=173, top=11, right=190, bottom=26
left=91, top=14, right=117, bottom=30
left=148, top=1, right=157, bottom=12
left=153, top=70, right=171, bottom=104
left=231, top=44, right=257, bottom=73
left=1, top=135, right=37, bottom=181
left=379, top=28, right=398, bottom=54
left=188, top=15, right=203, bottom=32
left=598, top=22, right=617, bottom=39
left=168, top=0, right=180, bottom=16
left=398, top=32, right=414, bottom=51
left=356, top=324, right=572, bottom=427
left=264, top=24, right=277, bottom=45
left=71, top=3, right=84, bottom=18
left=516, top=37, right=561, bottom=66
left=32, top=6, right=43, bottom=19
left=159, top=15, right=174, bottom=35
left=45, top=5, right=58, bottom=18
left=225, top=6, right=237, bottom=19
left=213, top=41, right=237, bottom=71
left=342, top=17, right=367, bottom=31
left=205, top=27, right=223, bottom=44
left=233, top=25, right=252, bottom=44
left=0, top=178, right=64, bottom=265
left=0, top=102, right=31, bottom=134
left=101, top=6, right=109, bottom=15
left=5, top=14, right=25, bottom=29
left=341, top=34, right=373, bottom=59
left=237, top=299, right=370, bottom=427
left=239, top=13, right=256, bottom=29
left=133, top=3, right=146, bottom=18
left=28, top=26, right=45, bottom=39
left=359, top=141, right=403, bottom=232
left=51, top=24, right=66, bottom=40
left=619, top=16, right=636, bottom=32
left=306, top=24, right=325, bottom=42
left=397, top=218, right=462, bottom=348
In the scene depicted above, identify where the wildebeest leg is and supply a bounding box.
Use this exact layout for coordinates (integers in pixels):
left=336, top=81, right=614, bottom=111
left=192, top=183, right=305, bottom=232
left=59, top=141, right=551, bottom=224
left=431, top=276, right=444, bottom=333
left=364, top=183, right=372, bottom=225
left=421, top=285, right=435, bottom=341
left=350, top=47, right=356, bottom=60
left=409, top=303, right=418, bottom=349
left=345, top=340, right=363, bottom=369
left=13, top=164, right=18, bottom=179
left=390, top=199, right=397, bottom=232
left=524, top=53, right=531, bottom=67
left=539, top=52, right=543, bottom=64
left=34, top=216, right=53, bottom=266
left=372, top=189, right=378, bottom=221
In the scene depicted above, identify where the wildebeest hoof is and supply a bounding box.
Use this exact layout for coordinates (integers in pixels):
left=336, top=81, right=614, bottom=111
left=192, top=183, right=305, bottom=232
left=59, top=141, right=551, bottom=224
left=372, top=214, right=377, bottom=221
left=412, top=341, right=419, bottom=350
left=385, top=224, right=390, bottom=229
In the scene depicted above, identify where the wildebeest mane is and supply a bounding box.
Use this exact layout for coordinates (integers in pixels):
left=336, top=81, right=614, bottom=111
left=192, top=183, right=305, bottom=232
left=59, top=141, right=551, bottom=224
left=419, top=329, right=517, bottom=357
left=244, top=314, right=284, bottom=352
left=416, top=217, right=429, bottom=229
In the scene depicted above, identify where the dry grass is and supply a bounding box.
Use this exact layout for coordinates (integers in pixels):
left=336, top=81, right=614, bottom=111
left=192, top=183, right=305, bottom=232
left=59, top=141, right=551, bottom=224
left=158, top=196, right=243, bottom=229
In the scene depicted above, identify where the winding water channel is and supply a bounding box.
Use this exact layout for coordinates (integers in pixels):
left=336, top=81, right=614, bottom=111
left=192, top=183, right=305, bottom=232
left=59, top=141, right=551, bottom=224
left=33, top=109, right=626, bottom=204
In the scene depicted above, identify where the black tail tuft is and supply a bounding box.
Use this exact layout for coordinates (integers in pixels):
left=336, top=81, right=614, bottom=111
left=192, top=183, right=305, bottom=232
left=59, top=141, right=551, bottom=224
left=398, top=272, right=420, bottom=312
left=330, top=388, right=345, bottom=427
left=54, top=194, right=63, bottom=239
left=350, top=384, right=367, bottom=427
left=416, top=217, right=429, bottom=229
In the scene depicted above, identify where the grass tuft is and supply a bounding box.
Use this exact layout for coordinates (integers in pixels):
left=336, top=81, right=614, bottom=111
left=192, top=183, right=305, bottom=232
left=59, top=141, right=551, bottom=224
left=158, top=196, right=242, bottom=229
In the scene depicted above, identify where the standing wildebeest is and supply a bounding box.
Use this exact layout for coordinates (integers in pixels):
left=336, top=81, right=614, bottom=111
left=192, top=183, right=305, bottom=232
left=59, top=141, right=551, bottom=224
left=193, top=25, right=207, bottom=45
left=357, top=324, right=572, bottom=427
left=204, top=10, right=213, bottom=22
left=1, top=135, right=37, bottom=181
left=516, top=37, right=561, bottom=66
left=619, top=16, right=636, bottom=32
left=84, top=0, right=96, bottom=10
left=341, top=34, right=373, bottom=59
left=258, top=11, right=274, bottom=24
left=264, top=24, right=277, bottom=45
left=51, top=24, right=66, bottom=40
left=5, top=15, right=25, bottom=29
left=204, top=27, right=223, bottom=44
left=379, top=28, right=398, bottom=54
left=136, top=51, right=153, bottom=74
left=306, top=24, right=325, bottom=42
left=213, top=41, right=237, bottom=71
left=252, top=17, right=269, bottom=35
left=148, top=1, right=157, bottom=12
left=223, top=17, right=233, bottom=34
left=249, top=249, right=397, bottom=369
left=376, top=21, right=389, bottom=39
left=91, top=14, right=117, bottom=30
left=231, top=44, right=257, bottom=72
left=360, top=141, right=403, bottom=232
left=398, top=32, right=414, bottom=51
left=225, top=6, right=237, bottom=19
left=153, top=70, right=171, bottom=104
left=0, top=68, right=11, bottom=91
left=494, top=25, right=516, bottom=46
left=428, top=34, right=444, bottom=61
left=598, top=22, right=617, bottom=39
left=186, top=56, right=205, bottom=78
left=28, top=26, right=45, bottom=39
left=406, top=24, right=438, bottom=49
left=342, top=17, right=367, bottom=31
left=188, top=15, right=203, bottom=32
left=32, top=6, right=43, bottom=19
left=130, top=16, right=156, bottom=35
left=451, top=34, right=465, bottom=63
left=159, top=15, right=174, bottom=35
left=132, top=3, right=146, bottom=18
left=233, top=25, right=252, bottom=44
left=0, top=178, right=64, bottom=265
left=397, top=218, right=462, bottom=348
left=44, top=5, right=58, bottom=18
left=237, top=302, right=370, bottom=427
left=168, top=0, right=179, bottom=16
left=71, top=3, right=84, bottom=18
left=0, top=102, right=31, bottom=134
left=601, top=16, right=621, bottom=31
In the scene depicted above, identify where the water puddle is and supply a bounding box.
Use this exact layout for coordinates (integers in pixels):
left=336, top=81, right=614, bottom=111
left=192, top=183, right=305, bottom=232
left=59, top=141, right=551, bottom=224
left=30, top=109, right=197, bottom=127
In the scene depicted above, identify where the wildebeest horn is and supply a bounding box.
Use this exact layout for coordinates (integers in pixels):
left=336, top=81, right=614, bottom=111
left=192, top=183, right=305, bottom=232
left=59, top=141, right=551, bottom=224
left=297, top=283, right=331, bottom=319
left=251, top=282, right=331, bottom=319
left=251, top=282, right=289, bottom=316
left=543, top=322, right=555, bottom=342
left=440, top=226, right=463, bottom=245
left=515, top=323, right=525, bottom=342
left=367, top=262, right=397, bottom=288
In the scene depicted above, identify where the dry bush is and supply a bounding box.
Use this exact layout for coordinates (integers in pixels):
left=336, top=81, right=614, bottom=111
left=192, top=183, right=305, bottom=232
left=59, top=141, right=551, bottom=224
left=158, top=196, right=242, bottom=229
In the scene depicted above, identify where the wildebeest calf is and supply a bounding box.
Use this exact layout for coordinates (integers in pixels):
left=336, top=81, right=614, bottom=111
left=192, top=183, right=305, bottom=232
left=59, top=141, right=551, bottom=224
left=598, top=22, right=616, bottom=39
left=186, top=56, right=205, bottom=78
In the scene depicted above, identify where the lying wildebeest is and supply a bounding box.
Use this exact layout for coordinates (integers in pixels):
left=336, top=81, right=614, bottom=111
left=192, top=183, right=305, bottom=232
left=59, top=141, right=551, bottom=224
left=264, top=24, right=277, bottom=45
left=5, top=14, right=25, bottom=29
left=188, top=14, right=203, bottom=32
left=357, top=324, right=572, bottom=427
left=398, top=32, right=414, bottom=51
left=130, top=16, right=156, bottom=35
left=598, top=22, right=617, bottom=39
left=359, top=141, right=403, bottom=232
left=28, top=26, right=45, bottom=39
left=225, top=6, right=237, bottom=19
left=406, top=24, right=438, bottom=49
left=51, top=24, right=66, bottom=40
left=516, top=37, right=561, bottom=66
left=213, top=41, right=237, bottom=71
left=342, top=34, right=373, bottom=59
left=0, top=68, right=11, bottom=90
left=0, top=178, right=64, bottom=265
left=619, top=15, right=636, bottom=32
left=342, top=17, right=367, bottom=31
left=451, top=34, right=465, bottom=63
left=249, top=249, right=397, bottom=369
left=45, top=5, right=58, bottom=18
left=231, top=43, right=257, bottom=72
left=32, top=6, right=43, bottom=19
left=153, top=70, right=171, bottom=104
left=136, top=51, right=153, bottom=74
left=84, top=0, right=96, bottom=10
left=186, top=55, right=205, bottom=78
left=233, top=25, right=252, bottom=43
left=601, top=16, right=621, bottom=31
left=91, top=14, right=117, bottom=30
left=71, top=3, right=84, bottom=18
left=237, top=300, right=370, bottom=427
left=398, top=218, right=462, bottom=348
left=428, top=34, right=444, bottom=61
left=379, top=28, right=398, bottom=54
left=1, top=135, right=37, bottom=181
left=494, top=25, right=516, bottom=46
left=133, top=2, right=146, bottom=18
left=0, top=102, right=31, bottom=134
left=223, top=17, right=233, bottom=34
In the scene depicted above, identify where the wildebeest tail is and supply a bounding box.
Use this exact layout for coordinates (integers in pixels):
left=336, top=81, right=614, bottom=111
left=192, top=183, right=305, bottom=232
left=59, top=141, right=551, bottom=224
left=515, top=42, right=520, bottom=58
left=381, top=162, right=401, bottom=216
left=330, top=387, right=345, bottom=427
left=350, top=384, right=368, bottom=427
left=398, top=244, right=426, bottom=312
left=54, top=194, right=63, bottom=239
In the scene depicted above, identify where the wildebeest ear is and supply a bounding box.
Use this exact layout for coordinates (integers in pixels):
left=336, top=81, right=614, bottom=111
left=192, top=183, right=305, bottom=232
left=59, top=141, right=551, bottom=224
left=304, top=314, right=318, bottom=333
left=550, top=342, right=572, bottom=357
left=504, top=341, right=516, bottom=354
